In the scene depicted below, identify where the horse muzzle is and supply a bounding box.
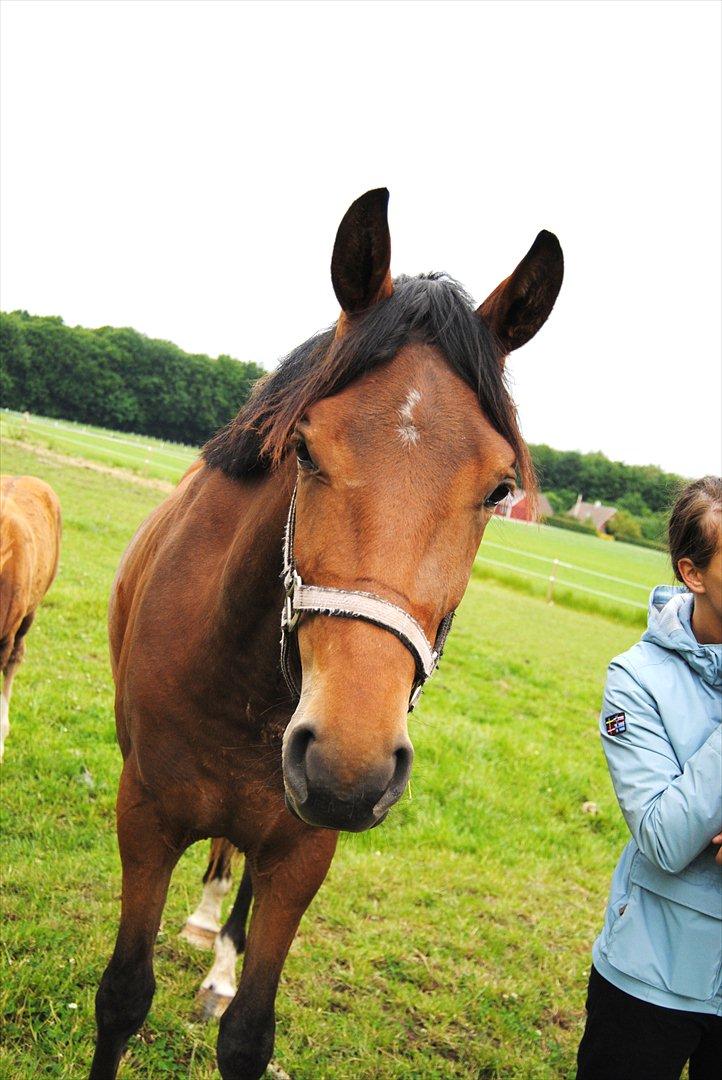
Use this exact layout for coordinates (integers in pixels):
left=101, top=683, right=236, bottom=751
left=282, top=722, right=414, bottom=832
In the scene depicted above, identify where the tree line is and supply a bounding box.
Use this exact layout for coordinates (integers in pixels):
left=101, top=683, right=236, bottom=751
left=1, top=310, right=688, bottom=542
left=530, top=444, right=685, bottom=545
left=0, top=310, right=265, bottom=447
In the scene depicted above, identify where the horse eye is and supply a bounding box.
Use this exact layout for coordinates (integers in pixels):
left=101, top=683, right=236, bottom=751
left=484, top=483, right=512, bottom=507
left=296, top=439, right=317, bottom=471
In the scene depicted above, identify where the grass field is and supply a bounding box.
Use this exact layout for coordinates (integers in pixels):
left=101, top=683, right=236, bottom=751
left=0, top=435, right=653, bottom=1078
left=0, top=409, right=197, bottom=483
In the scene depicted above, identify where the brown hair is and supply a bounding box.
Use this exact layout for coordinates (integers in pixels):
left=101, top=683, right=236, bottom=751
left=668, top=476, right=722, bottom=581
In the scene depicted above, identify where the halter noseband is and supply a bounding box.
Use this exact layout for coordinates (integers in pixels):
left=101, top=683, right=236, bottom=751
left=279, top=486, right=455, bottom=712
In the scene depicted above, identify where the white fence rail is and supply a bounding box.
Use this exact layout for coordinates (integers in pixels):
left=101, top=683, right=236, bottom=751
left=476, top=544, right=649, bottom=610
left=481, top=542, right=650, bottom=592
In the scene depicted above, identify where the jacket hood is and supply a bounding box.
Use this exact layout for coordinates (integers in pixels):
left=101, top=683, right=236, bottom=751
left=643, top=586, right=722, bottom=688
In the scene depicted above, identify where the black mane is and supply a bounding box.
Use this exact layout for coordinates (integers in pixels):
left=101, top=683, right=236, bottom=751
left=203, top=274, right=533, bottom=487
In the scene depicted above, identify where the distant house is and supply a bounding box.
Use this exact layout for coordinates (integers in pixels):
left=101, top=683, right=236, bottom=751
left=494, top=489, right=553, bottom=522
left=568, top=494, right=617, bottom=532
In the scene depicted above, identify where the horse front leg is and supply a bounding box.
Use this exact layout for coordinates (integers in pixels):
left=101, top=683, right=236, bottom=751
left=0, top=639, right=24, bottom=762
left=216, top=827, right=337, bottom=1080
left=0, top=614, right=31, bottom=762
left=90, top=762, right=185, bottom=1079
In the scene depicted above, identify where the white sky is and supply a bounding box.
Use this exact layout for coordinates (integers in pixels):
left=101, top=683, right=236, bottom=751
left=1, top=0, right=720, bottom=478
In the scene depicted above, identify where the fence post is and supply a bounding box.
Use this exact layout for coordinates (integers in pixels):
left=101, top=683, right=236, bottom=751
left=547, top=558, right=559, bottom=603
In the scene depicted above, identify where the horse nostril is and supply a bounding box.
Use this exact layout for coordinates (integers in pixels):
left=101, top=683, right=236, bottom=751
left=284, top=724, right=315, bottom=803
left=288, top=724, right=314, bottom=768
left=392, top=741, right=414, bottom=791
left=372, top=740, right=414, bottom=820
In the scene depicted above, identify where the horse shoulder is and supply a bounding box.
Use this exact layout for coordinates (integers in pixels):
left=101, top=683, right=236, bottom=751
left=109, top=460, right=209, bottom=678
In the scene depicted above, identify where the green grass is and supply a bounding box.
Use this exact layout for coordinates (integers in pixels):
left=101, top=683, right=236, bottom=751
left=1, top=439, right=643, bottom=1078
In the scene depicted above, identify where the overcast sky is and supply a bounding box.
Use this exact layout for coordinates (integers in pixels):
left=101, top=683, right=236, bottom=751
left=1, top=0, right=720, bottom=478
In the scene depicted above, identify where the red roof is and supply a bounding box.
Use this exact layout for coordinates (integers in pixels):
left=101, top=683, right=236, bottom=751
left=493, top=490, right=553, bottom=521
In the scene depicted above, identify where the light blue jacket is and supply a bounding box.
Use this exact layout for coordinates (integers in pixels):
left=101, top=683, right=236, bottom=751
left=592, top=586, right=722, bottom=1014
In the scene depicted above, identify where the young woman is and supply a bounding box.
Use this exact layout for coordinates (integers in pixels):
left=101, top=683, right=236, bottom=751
left=577, top=476, right=722, bottom=1080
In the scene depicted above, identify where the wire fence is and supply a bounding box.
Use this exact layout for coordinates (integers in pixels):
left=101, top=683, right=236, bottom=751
left=476, top=541, right=650, bottom=611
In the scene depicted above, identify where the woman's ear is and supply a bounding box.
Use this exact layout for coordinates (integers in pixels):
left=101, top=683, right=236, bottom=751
left=677, top=557, right=706, bottom=594
left=477, top=230, right=563, bottom=357
left=331, top=188, right=393, bottom=315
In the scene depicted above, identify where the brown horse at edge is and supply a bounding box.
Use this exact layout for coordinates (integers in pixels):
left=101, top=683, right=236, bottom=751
left=0, top=475, right=62, bottom=761
left=91, top=189, right=563, bottom=1079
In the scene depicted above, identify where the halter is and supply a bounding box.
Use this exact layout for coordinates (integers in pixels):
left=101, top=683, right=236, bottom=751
left=280, top=486, right=455, bottom=711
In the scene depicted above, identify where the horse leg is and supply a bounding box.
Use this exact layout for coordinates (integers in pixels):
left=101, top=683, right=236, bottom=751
left=196, top=860, right=253, bottom=1019
left=0, top=618, right=30, bottom=763
left=180, top=837, right=236, bottom=949
left=90, top=763, right=184, bottom=1079
left=216, top=829, right=337, bottom=1080
left=0, top=645, right=22, bottom=763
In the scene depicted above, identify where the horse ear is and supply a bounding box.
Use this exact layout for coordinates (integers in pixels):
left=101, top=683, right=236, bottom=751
left=331, top=188, right=393, bottom=315
left=477, top=230, right=563, bottom=355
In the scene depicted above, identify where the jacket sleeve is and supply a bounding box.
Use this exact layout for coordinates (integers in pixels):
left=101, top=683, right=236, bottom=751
left=600, top=660, right=722, bottom=875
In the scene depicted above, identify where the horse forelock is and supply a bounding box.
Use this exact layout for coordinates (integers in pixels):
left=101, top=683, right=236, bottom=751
left=202, top=274, right=537, bottom=502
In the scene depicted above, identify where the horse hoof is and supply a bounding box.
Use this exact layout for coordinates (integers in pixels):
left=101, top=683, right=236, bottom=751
left=193, top=986, right=234, bottom=1020
left=179, top=921, right=217, bottom=950
left=266, top=1064, right=292, bottom=1079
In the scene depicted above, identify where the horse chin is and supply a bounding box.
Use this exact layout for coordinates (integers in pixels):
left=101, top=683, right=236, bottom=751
left=284, top=791, right=389, bottom=833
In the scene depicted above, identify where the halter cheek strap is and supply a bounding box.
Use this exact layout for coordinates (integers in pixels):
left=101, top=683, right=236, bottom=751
left=279, top=486, right=455, bottom=711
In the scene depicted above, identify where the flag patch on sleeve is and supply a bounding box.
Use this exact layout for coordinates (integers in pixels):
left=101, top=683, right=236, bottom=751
left=605, top=711, right=627, bottom=736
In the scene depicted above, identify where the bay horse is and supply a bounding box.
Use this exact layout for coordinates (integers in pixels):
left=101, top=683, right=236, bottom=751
left=91, top=188, right=563, bottom=1079
left=0, top=474, right=62, bottom=761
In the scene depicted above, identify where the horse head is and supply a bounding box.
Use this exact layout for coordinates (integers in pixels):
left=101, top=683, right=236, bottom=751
left=209, top=188, right=563, bottom=832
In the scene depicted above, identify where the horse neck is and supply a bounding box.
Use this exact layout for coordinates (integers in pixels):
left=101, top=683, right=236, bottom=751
left=207, top=459, right=295, bottom=722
